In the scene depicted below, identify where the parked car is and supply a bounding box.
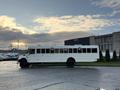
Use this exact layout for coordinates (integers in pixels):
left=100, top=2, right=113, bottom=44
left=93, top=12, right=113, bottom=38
left=0, top=53, right=19, bottom=61
left=0, top=53, right=8, bottom=61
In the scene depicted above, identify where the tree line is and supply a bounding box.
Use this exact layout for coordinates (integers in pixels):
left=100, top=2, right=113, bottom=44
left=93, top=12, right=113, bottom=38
left=98, top=50, right=120, bottom=62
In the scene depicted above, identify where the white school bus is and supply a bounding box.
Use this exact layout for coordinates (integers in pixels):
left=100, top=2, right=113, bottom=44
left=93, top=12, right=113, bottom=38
left=18, top=45, right=99, bottom=68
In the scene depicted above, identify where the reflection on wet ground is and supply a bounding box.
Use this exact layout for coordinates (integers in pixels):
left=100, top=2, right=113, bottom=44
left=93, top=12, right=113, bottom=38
left=0, top=61, right=120, bottom=90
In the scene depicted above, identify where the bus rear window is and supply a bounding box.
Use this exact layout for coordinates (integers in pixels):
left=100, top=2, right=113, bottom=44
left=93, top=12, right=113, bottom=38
left=29, top=49, right=35, bottom=54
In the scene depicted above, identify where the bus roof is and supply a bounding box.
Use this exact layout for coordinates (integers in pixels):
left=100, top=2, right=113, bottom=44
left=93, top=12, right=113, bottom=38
left=28, top=45, right=99, bottom=49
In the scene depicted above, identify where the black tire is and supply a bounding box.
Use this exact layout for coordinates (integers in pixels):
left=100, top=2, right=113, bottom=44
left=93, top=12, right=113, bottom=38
left=19, top=59, right=29, bottom=68
left=66, top=57, right=76, bottom=68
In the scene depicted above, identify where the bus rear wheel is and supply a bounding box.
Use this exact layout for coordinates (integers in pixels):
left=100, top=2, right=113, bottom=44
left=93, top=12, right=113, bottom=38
left=19, top=59, right=29, bottom=68
left=66, top=57, right=76, bottom=68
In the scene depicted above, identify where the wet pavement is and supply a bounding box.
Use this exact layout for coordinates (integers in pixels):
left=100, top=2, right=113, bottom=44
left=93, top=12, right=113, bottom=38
left=0, top=61, right=120, bottom=90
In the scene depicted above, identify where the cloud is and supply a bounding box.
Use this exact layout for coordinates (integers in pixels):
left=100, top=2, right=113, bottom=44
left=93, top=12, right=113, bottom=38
left=32, top=31, right=89, bottom=44
left=0, top=15, right=118, bottom=43
left=109, top=10, right=120, bottom=16
left=33, top=15, right=112, bottom=33
left=0, top=26, right=89, bottom=47
left=0, top=16, right=16, bottom=28
left=92, top=0, right=120, bottom=16
left=0, top=15, right=36, bottom=34
left=92, top=0, right=120, bottom=9
left=0, top=15, right=119, bottom=49
left=0, top=27, right=32, bottom=41
left=0, top=15, right=115, bottom=35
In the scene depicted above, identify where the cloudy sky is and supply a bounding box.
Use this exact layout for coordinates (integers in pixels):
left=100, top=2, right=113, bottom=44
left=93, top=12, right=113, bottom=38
left=0, top=0, right=120, bottom=49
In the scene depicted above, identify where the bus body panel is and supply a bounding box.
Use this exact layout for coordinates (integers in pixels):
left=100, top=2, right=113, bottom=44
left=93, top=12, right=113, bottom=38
left=27, top=53, right=98, bottom=63
left=19, top=45, right=99, bottom=63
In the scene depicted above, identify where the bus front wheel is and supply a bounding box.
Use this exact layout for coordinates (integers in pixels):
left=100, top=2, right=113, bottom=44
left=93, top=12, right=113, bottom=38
left=66, top=57, right=76, bottom=68
left=19, top=59, right=29, bottom=68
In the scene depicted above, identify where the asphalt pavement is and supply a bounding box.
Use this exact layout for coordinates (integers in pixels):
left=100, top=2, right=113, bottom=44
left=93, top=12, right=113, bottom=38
left=0, top=61, right=120, bottom=90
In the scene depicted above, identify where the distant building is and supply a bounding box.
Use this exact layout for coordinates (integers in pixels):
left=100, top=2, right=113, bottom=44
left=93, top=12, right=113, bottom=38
left=64, top=31, right=120, bottom=53
left=64, top=37, right=90, bottom=45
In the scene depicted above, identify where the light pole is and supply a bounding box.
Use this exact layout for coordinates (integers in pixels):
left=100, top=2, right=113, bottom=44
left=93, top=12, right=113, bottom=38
left=17, top=40, right=19, bottom=50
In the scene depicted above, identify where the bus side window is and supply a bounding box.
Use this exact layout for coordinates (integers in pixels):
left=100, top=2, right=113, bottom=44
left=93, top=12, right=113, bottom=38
left=92, top=48, right=97, bottom=53
left=73, top=48, right=77, bottom=53
left=64, top=48, right=68, bottom=53
left=82, top=48, right=86, bottom=53
left=87, top=48, right=91, bottom=53
left=60, top=49, right=64, bottom=53
left=46, top=49, right=50, bottom=53
left=41, top=49, right=45, bottom=54
left=51, top=48, right=54, bottom=53
left=78, top=48, right=81, bottom=53
left=29, top=49, right=35, bottom=54
left=37, top=49, right=41, bottom=53
left=55, top=49, right=59, bottom=53
left=69, top=48, right=72, bottom=53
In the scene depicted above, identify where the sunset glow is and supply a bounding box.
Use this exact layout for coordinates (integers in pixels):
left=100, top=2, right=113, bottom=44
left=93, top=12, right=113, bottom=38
left=11, top=41, right=27, bottom=49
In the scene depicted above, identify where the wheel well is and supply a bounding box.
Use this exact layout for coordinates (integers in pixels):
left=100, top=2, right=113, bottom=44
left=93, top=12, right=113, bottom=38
left=66, top=57, right=76, bottom=63
left=18, top=58, right=27, bottom=63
